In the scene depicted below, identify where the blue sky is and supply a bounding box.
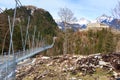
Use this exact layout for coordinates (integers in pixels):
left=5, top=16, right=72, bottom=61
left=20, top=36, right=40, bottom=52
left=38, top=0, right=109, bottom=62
left=0, top=0, right=118, bottom=20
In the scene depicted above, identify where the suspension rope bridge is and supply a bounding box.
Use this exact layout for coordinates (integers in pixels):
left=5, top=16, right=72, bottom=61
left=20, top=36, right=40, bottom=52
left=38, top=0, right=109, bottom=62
left=0, top=0, right=55, bottom=80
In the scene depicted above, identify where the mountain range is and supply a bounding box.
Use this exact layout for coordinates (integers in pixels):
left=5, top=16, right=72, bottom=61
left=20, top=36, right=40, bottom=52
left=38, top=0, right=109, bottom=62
left=56, top=14, right=120, bottom=31
left=97, top=14, right=120, bottom=29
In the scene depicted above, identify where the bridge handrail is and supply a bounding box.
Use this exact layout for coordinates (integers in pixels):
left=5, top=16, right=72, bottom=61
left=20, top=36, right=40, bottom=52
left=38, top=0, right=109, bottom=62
left=0, top=37, right=55, bottom=79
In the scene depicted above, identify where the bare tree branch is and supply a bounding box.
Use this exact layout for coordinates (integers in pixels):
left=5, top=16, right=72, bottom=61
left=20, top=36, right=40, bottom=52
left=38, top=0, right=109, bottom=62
left=58, top=7, right=76, bottom=23
left=112, top=1, right=120, bottom=19
left=58, top=7, right=76, bottom=54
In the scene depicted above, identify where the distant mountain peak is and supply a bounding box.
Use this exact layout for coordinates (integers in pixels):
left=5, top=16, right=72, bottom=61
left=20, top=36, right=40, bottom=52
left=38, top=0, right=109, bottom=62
left=55, top=18, right=88, bottom=31
left=55, top=14, right=120, bottom=31
left=96, top=14, right=113, bottom=23
left=101, top=14, right=109, bottom=17
left=75, top=18, right=90, bottom=25
left=95, top=14, right=120, bottom=29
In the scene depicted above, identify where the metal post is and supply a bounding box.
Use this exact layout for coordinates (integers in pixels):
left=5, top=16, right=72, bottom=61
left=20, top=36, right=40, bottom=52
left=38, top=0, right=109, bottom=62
left=24, top=16, right=30, bottom=51
left=20, top=25, right=24, bottom=51
left=4, top=53, right=7, bottom=80
left=37, top=32, right=40, bottom=47
left=8, top=0, right=17, bottom=58
left=32, top=26, right=37, bottom=49
left=40, top=35, right=43, bottom=47
left=13, top=52, right=16, bottom=80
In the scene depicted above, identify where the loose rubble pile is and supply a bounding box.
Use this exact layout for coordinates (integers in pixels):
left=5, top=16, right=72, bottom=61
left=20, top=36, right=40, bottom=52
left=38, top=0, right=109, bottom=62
left=76, top=53, right=120, bottom=78
left=16, top=52, right=120, bottom=80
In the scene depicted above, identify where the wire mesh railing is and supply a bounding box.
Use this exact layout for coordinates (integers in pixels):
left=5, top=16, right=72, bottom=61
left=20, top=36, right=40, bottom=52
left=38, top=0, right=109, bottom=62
left=0, top=0, right=56, bottom=79
left=0, top=41, right=55, bottom=80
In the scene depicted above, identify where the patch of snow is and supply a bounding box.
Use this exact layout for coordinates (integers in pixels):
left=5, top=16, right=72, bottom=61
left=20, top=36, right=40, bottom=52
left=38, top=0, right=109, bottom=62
left=58, top=26, right=62, bottom=29
left=75, top=18, right=90, bottom=25
left=96, top=14, right=114, bottom=23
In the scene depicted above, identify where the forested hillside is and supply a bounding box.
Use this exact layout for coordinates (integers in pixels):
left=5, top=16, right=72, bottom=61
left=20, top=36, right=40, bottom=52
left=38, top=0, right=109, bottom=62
left=0, top=6, right=59, bottom=53
left=0, top=6, right=120, bottom=56
left=46, top=28, right=120, bottom=56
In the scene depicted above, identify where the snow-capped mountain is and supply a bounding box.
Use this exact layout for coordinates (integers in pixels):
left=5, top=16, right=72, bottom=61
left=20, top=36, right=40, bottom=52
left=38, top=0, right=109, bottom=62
left=55, top=14, right=120, bottom=31
left=56, top=21, right=83, bottom=31
left=96, top=14, right=114, bottom=23
left=55, top=18, right=90, bottom=31
left=74, top=18, right=90, bottom=25
left=96, top=14, right=120, bottom=29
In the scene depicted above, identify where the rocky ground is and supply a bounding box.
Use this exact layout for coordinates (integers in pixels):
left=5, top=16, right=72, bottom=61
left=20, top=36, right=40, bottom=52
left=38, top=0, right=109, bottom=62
left=16, top=52, right=120, bottom=80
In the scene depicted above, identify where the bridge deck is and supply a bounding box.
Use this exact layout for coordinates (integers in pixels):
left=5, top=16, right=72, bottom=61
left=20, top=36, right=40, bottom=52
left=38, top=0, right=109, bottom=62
left=0, top=42, right=54, bottom=80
